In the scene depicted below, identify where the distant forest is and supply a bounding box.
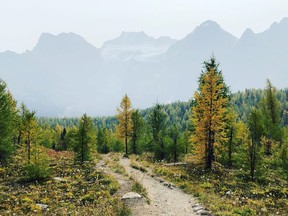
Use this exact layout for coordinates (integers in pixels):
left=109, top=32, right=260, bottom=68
left=38, top=88, right=288, bottom=130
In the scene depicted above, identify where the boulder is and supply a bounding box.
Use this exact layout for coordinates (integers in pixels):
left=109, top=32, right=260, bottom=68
left=121, top=192, right=142, bottom=200
left=36, top=204, right=49, bottom=210
left=53, top=177, right=68, bottom=182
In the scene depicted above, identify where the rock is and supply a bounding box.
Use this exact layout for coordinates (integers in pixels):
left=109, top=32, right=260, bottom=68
left=36, top=204, right=49, bottom=210
left=53, top=177, right=68, bottom=182
left=121, top=192, right=142, bottom=200
left=193, top=206, right=204, bottom=212
left=261, top=207, right=267, bottom=213
left=199, top=211, right=211, bottom=216
left=226, top=190, right=231, bottom=197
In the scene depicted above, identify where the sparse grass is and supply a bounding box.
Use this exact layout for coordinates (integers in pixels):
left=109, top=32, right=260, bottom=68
left=105, top=155, right=127, bottom=176
left=130, top=160, right=147, bottom=173
left=130, top=177, right=150, bottom=204
left=0, top=149, right=130, bottom=215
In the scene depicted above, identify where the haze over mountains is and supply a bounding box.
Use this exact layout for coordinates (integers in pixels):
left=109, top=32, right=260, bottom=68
left=0, top=18, right=287, bottom=117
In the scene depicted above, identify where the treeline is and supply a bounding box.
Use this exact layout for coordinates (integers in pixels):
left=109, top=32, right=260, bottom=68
left=232, top=88, right=288, bottom=125
left=37, top=101, right=192, bottom=132
left=37, top=89, right=288, bottom=132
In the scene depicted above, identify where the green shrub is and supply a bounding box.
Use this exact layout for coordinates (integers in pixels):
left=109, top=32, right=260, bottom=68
left=24, top=160, right=50, bottom=182
left=233, top=208, right=255, bottom=216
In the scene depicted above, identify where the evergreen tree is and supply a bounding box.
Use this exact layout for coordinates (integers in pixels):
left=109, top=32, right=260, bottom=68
left=247, top=109, right=264, bottom=181
left=200, top=56, right=230, bottom=100
left=168, top=125, right=181, bottom=163
left=0, top=81, right=18, bottom=164
left=17, top=103, right=28, bottom=145
left=21, top=109, right=38, bottom=163
left=191, top=59, right=229, bottom=169
left=116, top=94, right=133, bottom=156
left=97, top=128, right=109, bottom=154
left=261, top=79, right=282, bottom=155
left=131, top=109, right=144, bottom=154
left=74, top=114, right=94, bottom=163
left=148, top=103, right=167, bottom=160
left=226, top=109, right=238, bottom=167
left=60, top=128, right=67, bottom=150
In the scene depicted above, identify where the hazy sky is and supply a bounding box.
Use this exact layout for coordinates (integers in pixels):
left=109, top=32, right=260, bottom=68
left=0, top=0, right=287, bottom=53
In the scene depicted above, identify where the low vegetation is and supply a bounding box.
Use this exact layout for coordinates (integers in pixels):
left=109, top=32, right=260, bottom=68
left=0, top=149, right=130, bottom=215
left=140, top=159, right=288, bottom=215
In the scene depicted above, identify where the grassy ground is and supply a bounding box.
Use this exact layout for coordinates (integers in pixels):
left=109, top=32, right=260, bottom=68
left=135, top=154, right=288, bottom=216
left=0, top=149, right=130, bottom=216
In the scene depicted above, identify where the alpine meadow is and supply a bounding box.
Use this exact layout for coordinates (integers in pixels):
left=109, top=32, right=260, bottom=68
left=0, top=1, right=288, bottom=216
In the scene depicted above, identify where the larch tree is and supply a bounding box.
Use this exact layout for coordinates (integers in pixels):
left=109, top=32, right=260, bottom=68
left=116, top=94, right=133, bottom=156
left=191, top=58, right=229, bottom=169
left=131, top=109, right=144, bottom=154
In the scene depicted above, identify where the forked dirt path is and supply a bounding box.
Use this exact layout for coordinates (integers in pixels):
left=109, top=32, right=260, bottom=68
left=118, top=157, right=201, bottom=216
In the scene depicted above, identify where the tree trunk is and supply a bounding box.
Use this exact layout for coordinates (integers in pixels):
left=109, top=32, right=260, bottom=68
left=174, top=138, right=177, bottom=164
left=250, top=138, right=256, bottom=181
left=17, top=131, right=22, bottom=145
left=161, top=140, right=165, bottom=160
left=81, top=133, right=84, bottom=163
left=132, top=135, right=137, bottom=154
left=27, top=132, right=31, bottom=164
left=27, top=141, right=31, bottom=164
left=206, top=128, right=215, bottom=169
left=228, top=127, right=233, bottom=167
left=125, top=135, right=128, bottom=156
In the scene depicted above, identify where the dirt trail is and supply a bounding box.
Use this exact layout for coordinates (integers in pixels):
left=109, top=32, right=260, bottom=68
left=119, top=158, right=201, bottom=216
left=97, top=155, right=209, bottom=216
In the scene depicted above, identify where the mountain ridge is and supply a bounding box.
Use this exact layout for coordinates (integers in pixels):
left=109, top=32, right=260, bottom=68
left=0, top=18, right=287, bottom=117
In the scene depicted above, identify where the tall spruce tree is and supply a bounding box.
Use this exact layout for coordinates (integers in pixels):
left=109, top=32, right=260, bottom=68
left=226, top=108, right=238, bottom=167
left=116, top=94, right=133, bottom=156
left=97, top=128, right=109, bottom=154
left=21, top=109, right=38, bottom=163
left=148, top=103, right=167, bottom=160
left=247, top=109, right=264, bottom=180
left=74, top=114, right=93, bottom=163
left=191, top=58, right=229, bottom=169
left=261, top=79, right=282, bottom=155
left=131, top=109, right=144, bottom=154
left=168, top=125, right=181, bottom=163
left=0, top=81, right=18, bottom=164
left=17, top=103, right=28, bottom=145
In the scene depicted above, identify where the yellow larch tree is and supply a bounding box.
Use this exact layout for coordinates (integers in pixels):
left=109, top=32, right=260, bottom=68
left=116, top=94, right=133, bottom=156
left=191, top=66, right=228, bottom=169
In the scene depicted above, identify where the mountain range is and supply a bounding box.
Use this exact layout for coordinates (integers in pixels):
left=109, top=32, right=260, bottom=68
left=0, top=18, right=287, bottom=117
